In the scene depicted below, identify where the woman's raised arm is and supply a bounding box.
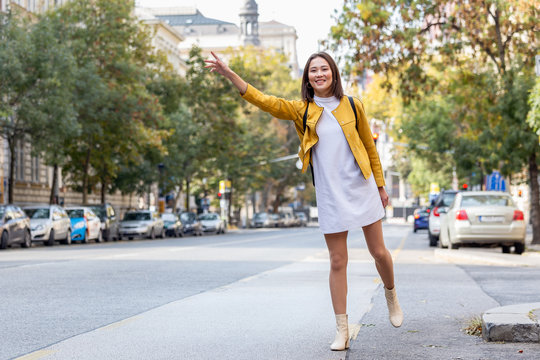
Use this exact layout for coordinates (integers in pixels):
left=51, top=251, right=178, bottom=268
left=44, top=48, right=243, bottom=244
left=204, top=51, right=248, bottom=95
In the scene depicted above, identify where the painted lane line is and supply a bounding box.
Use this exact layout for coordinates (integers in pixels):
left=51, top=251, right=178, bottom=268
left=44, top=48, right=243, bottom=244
left=14, top=350, right=57, bottom=360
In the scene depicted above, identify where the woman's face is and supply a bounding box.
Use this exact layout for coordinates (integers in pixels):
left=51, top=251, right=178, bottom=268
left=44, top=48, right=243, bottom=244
left=308, top=57, right=333, bottom=97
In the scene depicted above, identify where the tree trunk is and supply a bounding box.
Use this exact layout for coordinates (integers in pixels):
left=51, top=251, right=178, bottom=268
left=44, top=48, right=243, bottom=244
left=173, top=183, right=183, bottom=212
left=82, top=147, right=91, bottom=204
left=101, top=177, right=106, bottom=204
left=49, top=163, right=58, bottom=204
left=227, top=178, right=233, bottom=227
left=529, top=152, right=540, bottom=244
left=251, top=191, right=256, bottom=215
left=7, top=137, right=15, bottom=204
left=185, top=178, right=191, bottom=211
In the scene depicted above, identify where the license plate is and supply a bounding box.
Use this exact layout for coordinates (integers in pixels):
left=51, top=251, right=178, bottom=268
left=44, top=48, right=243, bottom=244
left=479, top=216, right=505, bottom=223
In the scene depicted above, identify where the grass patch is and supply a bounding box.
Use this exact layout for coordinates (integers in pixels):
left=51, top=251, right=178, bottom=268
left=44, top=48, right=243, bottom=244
left=463, top=315, right=483, bottom=337
left=528, top=309, right=538, bottom=322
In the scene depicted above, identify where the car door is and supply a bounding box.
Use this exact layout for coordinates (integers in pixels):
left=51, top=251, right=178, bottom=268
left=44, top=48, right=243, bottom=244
left=7, top=206, right=23, bottom=243
left=108, top=205, right=118, bottom=236
left=86, top=210, right=100, bottom=239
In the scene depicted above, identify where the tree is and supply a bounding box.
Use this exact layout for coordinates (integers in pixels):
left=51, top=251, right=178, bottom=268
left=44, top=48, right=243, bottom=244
left=330, top=0, right=540, bottom=243
left=56, top=0, right=168, bottom=204
left=0, top=11, right=77, bottom=203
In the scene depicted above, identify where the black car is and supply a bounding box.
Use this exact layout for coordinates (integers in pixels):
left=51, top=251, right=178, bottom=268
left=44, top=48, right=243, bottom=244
left=179, top=212, right=203, bottom=236
left=85, top=203, right=119, bottom=242
left=0, top=205, right=32, bottom=249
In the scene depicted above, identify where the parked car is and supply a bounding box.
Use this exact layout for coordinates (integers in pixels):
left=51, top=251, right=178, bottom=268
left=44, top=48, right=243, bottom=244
left=252, top=212, right=276, bottom=228
left=179, top=212, right=203, bottom=236
left=278, top=212, right=295, bottom=227
left=198, top=212, right=226, bottom=234
left=428, top=190, right=458, bottom=246
left=23, top=205, right=71, bottom=246
left=294, top=212, right=308, bottom=227
left=439, top=191, right=526, bottom=254
left=119, top=210, right=165, bottom=240
left=85, top=203, right=119, bottom=242
left=65, top=207, right=102, bottom=243
left=0, top=205, right=31, bottom=249
left=413, top=208, right=429, bottom=233
left=162, top=213, right=183, bottom=237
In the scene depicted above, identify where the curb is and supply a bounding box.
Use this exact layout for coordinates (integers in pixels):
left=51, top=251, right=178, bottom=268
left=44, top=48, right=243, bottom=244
left=482, top=303, right=540, bottom=343
left=433, top=248, right=540, bottom=267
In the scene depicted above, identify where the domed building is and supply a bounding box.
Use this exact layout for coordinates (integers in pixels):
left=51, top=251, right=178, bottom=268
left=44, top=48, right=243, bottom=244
left=145, top=1, right=300, bottom=77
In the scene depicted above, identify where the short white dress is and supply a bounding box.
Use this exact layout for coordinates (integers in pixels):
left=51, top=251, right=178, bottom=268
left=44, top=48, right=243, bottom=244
left=312, top=95, right=385, bottom=234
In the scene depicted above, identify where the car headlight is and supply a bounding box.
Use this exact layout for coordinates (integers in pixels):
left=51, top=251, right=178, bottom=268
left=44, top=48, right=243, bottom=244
left=32, top=224, right=44, bottom=231
left=74, top=222, right=85, bottom=230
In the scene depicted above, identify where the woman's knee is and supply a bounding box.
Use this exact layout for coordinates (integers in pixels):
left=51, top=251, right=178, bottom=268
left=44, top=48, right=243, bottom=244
left=330, top=253, right=348, bottom=272
left=369, top=247, right=389, bottom=262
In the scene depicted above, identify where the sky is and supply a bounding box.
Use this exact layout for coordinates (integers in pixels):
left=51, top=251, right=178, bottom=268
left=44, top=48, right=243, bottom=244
left=137, top=0, right=343, bottom=67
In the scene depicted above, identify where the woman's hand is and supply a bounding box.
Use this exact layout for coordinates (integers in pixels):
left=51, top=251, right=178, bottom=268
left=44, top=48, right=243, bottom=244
left=204, top=51, right=231, bottom=77
left=204, top=51, right=248, bottom=94
left=378, top=186, right=389, bottom=208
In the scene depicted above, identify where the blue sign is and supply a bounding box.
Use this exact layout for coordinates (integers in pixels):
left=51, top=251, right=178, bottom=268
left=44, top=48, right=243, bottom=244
left=486, top=171, right=506, bottom=191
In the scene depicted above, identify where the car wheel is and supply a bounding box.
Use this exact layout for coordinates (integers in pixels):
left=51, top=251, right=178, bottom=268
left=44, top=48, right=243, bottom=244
left=148, top=228, right=155, bottom=240
left=46, top=229, right=55, bottom=246
left=105, top=229, right=112, bottom=242
left=21, top=230, right=32, bottom=248
left=501, top=245, right=511, bottom=254
left=413, top=227, right=417, bottom=233
left=95, top=230, right=103, bottom=243
left=449, top=240, right=459, bottom=250
left=514, top=242, right=525, bottom=255
left=82, top=231, right=88, bottom=244
left=429, top=232, right=438, bottom=247
left=0, top=231, right=8, bottom=250
left=62, top=229, right=72, bottom=245
left=160, top=227, right=166, bottom=239
left=128, top=237, right=133, bottom=240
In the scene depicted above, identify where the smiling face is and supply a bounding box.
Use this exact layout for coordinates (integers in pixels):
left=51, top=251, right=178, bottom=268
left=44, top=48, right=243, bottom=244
left=308, top=56, right=333, bottom=97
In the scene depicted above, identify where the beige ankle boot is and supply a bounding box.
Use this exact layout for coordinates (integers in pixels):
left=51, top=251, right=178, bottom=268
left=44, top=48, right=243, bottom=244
left=330, top=314, right=350, bottom=351
left=384, top=287, right=403, bottom=327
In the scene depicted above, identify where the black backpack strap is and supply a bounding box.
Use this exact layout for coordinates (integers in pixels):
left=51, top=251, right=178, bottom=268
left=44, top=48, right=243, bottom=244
left=302, top=102, right=315, bottom=187
left=348, top=96, right=358, bottom=122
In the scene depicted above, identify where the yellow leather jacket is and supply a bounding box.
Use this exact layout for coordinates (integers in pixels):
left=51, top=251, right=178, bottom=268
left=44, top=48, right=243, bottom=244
left=241, top=84, right=385, bottom=187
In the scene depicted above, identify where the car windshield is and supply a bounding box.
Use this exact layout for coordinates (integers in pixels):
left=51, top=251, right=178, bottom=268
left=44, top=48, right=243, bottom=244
left=295, top=213, right=306, bottom=219
left=461, top=195, right=514, bottom=207
left=440, top=193, right=457, bottom=207
left=254, top=213, right=267, bottom=219
left=24, top=208, right=50, bottom=219
left=162, top=213, right=177, bottom=221
left=419, top=211, right=429, bottom=217
left=199, top=214, right=218, bottom=221
left=66, top=209, right=84, bottom=218
left=89, top=206, right=106, bottom=218
left=124, top=212, right=151, bottom=221
left=180, top=213, right=195, bottom=222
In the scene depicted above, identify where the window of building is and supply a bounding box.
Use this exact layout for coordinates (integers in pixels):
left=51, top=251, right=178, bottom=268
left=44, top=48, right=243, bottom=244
left=31, top=155, right=40, bottom=183
left=14, top=140, right=25, bottom=181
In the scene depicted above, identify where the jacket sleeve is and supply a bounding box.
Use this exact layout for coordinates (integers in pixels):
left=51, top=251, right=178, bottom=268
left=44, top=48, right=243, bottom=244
left=355, top=99, right=386, bottom=187
left=241, top=84, right=302, bottom=121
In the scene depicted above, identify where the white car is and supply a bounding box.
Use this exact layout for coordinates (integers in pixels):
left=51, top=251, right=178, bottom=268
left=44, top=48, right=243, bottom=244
left=428, top=190, right=458, bottom=246
left=198, top=213, right=226, bottom=234
left=119, top=210, right=165, bottom=240
left=439, top=191, right=526, bottom=254
left=23, top=205, right=72, bottom=246
left=65, top=207, right=102, bottom=243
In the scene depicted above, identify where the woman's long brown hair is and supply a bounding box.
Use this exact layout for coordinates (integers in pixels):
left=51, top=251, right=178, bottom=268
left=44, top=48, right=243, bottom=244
left=301, top=52, right=344, bottom=102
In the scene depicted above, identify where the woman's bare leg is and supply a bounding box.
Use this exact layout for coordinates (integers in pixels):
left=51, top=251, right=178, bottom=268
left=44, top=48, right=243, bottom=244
left=362, top=220, right=394, bottom=289
left=324, top=231, right=349, bottom=315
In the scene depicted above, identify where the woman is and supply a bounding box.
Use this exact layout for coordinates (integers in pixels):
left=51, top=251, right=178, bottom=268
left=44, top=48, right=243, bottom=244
left=205, top=51, right=403, bottom=351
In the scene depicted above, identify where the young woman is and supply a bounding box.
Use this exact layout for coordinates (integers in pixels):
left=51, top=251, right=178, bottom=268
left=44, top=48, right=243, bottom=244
left=205, top=51, right=403, bottom=351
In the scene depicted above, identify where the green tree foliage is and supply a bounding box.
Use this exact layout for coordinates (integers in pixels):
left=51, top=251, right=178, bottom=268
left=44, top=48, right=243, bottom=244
left=0, top=11, right=77, bottom=203
left=330, top=0, right=540, bottom=242
left=55, top=0, right=168, bottom=203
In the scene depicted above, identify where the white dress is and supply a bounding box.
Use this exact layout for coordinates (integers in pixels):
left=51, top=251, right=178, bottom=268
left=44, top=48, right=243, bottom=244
left=312, top=95, right=385, bottom=234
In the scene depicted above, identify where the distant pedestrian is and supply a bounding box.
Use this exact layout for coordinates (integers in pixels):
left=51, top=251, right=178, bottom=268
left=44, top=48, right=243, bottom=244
left=205, top=51, right=403, bottom=351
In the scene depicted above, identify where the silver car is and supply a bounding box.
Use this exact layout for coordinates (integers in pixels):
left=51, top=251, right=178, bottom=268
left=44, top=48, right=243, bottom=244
left=439, top=191, right=526, bottom=254
left=23, top=205, right=72, bottom=246
left=198, top=213, right=226, bottom=234
left=119, top=210, right=165, bottom=240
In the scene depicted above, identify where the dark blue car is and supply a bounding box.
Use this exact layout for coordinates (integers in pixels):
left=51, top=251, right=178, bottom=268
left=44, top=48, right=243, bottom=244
left=413, top=208, right=430, bottom=232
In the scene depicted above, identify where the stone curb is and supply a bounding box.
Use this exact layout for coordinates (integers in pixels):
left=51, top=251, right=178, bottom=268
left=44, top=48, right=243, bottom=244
left=482, top=303, right=540, bottom=343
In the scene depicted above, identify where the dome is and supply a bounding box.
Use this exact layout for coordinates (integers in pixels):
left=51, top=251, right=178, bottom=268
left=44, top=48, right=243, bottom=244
left=240, top=0, right=258, bottom=15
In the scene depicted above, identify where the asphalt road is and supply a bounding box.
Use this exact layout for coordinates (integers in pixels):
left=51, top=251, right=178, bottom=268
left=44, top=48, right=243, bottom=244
left=1, top=224, right=539, bottom=360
